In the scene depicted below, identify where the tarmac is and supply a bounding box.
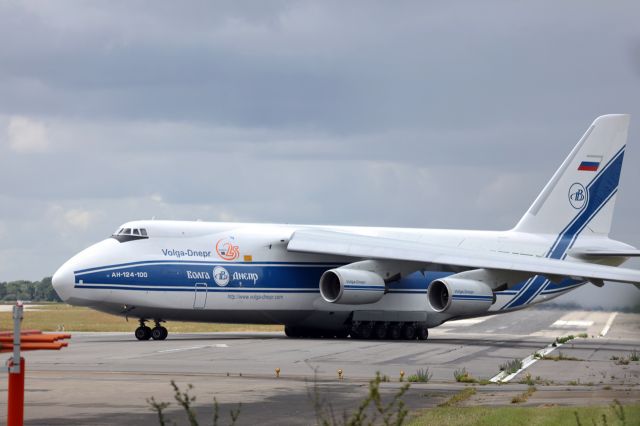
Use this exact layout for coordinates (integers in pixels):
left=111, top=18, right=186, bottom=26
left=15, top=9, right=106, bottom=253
left=0, top=306, right=638, bottom=425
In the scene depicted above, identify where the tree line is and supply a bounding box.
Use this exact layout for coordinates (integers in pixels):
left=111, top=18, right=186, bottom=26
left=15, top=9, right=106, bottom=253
left=0, top=277, right=61, bottom=302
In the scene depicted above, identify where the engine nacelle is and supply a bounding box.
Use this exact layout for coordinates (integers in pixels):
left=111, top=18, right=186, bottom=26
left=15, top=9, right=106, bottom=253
left=319, top=268, right=385, bottom=304
left=427, top=277, right=495, bottom=316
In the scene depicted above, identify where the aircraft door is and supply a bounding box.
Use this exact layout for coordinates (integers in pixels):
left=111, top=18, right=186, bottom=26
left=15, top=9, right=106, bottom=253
left=193, top=283, right=207, bottom=309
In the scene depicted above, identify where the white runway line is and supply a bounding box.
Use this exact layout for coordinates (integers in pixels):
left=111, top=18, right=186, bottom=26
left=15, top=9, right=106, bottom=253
left=490, top=342, right=560, bottom=383
left=600, top=312, right=618, bottom=337
left=156, top=344, right=228, bottom=354
left=551, top=320, right=594, bottom=328
left=442, top=316, right=493, bottom=327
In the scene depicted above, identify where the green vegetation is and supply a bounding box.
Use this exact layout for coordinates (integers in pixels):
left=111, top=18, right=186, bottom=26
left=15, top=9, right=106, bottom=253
left=499, top=359, right=522, bottom=375
left=518, top=373, right=551, bottom=386
left=408, top=403, right=640, bottom=426
left=511, top=386, right=536, bottom=404
left=148, top=380, right=241, bottom=426
left=0, top=303, right=283, bottom=333
left=538, top=351, right=582, bottom=362
left=438, top=387, right=476, bottom=408
left=0, top=277, right=60, bottom=302
left=555, top=334, right=576, bottom=345
left=407, top=368, right=432, bottom=383
left=310, top=372, right=410, bottom=426
left=610, top=352, right=638, bottom=365
left=453, top=368, right=477, bottom=383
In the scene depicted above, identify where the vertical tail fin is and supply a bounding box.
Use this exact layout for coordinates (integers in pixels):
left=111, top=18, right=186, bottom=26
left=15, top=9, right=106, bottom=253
left=513, top=114, right=629, bottom=240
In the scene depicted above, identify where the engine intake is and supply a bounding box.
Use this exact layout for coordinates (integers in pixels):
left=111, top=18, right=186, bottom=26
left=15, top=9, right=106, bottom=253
left=427, top=277, right=495, bottom=316
left=319, top=268, right=385, bottom=305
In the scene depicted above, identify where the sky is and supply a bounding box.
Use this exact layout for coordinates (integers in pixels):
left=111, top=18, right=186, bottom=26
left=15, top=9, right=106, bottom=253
left=1, top=1, right=639, bottom=307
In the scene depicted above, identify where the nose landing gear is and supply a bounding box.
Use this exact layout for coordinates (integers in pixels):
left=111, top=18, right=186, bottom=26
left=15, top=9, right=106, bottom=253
left=135, top=319, right=168, bottom=341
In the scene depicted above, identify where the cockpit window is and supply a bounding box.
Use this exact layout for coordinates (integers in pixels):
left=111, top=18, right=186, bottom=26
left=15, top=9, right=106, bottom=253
left=111, top=227, right=149, bottom=243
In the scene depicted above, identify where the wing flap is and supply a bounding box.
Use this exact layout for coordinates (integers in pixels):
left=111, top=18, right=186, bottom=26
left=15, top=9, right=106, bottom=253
left=287, top=229, right=640, bottom=285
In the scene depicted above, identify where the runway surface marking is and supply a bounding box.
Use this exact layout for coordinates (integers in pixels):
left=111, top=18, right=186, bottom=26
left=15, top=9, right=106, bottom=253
left=600, top=312, right=618, bottom=336
left=551, top=320, right=594, bottom=328
left=156, top=344, right=229, bottom=353
left=440, top=316, right=492, bottom=327
left=490, top=341, right=560, bottom=383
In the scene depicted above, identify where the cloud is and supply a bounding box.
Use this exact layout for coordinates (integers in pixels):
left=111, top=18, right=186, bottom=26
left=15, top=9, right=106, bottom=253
left=47, top=205, right=102, bottom=236
left=7, top=116, right=49, bottom=153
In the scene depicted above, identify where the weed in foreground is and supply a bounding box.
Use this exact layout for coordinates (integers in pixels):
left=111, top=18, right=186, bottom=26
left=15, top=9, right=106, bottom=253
left=499, top=359, right=522, bottom=375
left=309, top=371, right=410, bottom=426
left=453, top=368, right=477, bottom=383
left=438, top=387, right=477, bottom=408
left=574, top=399, right=626, bottom=426
left=408, top=368, right=432, bottom=383
left=511, top=386, right=536, bottom=404
left=147, top=381, right=240, bottom=426
left=555, top=335, right=575, bottom=345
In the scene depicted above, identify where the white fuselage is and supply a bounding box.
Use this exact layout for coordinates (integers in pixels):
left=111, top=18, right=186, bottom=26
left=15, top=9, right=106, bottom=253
left=52, top=219, right=623, bottom=330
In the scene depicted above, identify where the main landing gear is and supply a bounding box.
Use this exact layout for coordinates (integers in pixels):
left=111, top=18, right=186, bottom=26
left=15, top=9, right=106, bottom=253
left=135, top=319, right=168, bottom=341
left=284, top=321, right=429, bottom=341
left=349, top=321, right=428, bottom=341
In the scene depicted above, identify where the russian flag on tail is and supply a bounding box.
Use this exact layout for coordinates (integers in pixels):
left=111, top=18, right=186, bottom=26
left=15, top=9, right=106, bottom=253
left=578, top=160, right=600, bottom=171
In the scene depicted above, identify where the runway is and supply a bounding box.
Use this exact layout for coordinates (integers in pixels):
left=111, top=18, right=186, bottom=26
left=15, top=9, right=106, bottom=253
left=1, top=306, right=638, bottom=425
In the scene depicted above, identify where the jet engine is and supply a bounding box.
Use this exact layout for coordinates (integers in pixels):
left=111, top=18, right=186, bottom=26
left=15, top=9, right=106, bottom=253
left=427, top=277, right=495, bottom=316
left=319, top=268, right=385, bottom=304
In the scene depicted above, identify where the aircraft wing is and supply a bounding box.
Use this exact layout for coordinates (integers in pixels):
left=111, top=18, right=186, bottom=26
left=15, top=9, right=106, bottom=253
left=287, top=229, right=640, bottom=285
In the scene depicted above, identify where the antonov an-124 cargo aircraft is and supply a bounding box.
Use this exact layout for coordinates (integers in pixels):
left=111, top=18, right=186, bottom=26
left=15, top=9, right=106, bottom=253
left=53, top=115, right=640, bottom=341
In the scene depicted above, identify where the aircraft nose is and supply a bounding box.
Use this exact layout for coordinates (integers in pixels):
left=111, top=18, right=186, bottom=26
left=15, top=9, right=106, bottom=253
left=52, top=263, right=75, bottom=302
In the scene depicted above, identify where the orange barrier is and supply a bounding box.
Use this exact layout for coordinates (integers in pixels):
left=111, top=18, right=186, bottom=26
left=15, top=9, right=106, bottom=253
left=4, top=304, right=71, bottom=426
left=0, top=334, right=71, bottom=343
left=1, top=342, right=69, bottom=353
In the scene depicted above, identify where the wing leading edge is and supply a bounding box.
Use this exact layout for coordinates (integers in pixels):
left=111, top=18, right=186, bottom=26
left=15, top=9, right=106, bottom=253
left=287, top=229, right=640, bottom=285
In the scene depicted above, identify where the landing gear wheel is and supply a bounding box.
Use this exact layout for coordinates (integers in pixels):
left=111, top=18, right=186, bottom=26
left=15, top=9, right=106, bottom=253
left=135, top=326, right=152, bottom=341
left=402, top=324, right=417, bottom=340
left=359, top=322, right=374, bottom=339
left=152, top=326, right=168, bottom=340
left=417, top=326, right=429, bottom=340
left=349, top=324, right=361, bottom=339
left=388, top=324, right=402, bottom=340
left=374, top=323, right=388, bottom=340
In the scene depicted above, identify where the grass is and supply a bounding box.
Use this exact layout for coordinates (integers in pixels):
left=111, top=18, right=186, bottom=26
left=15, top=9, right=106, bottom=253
left=0, top=303, right=284, bottom=333
left=453, top=368, right=477, bottom=383
left=538, top=351, right=582, bottom=361
left=408, top=368, right=432, bottom=383
left=438, top=387, right=476, bottom=407
left=511, top=386, right=536, bottom=404
left=555, top=334, right=576, bottom=345
left=499, top=358, right=522, bottom=375
left=408, top=404, right=640, bottom=426
left=518, top=373, right=550, bottom=386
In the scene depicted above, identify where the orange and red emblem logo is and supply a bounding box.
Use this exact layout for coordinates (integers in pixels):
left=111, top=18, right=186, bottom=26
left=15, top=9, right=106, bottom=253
left=216, top=237, right=240, bottom=261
